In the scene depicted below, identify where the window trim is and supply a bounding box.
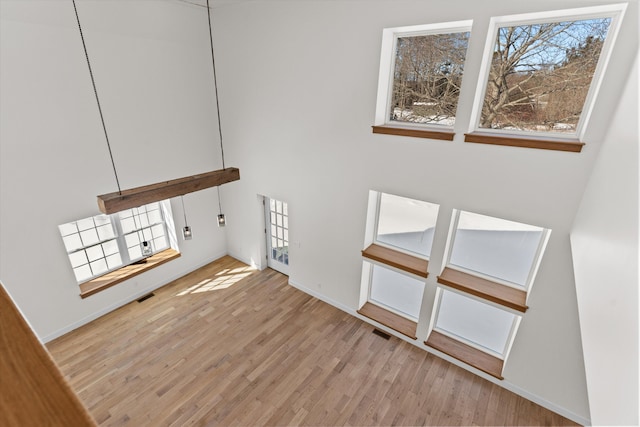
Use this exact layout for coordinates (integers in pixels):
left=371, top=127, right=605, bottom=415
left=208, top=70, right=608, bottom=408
left=444, top=209, right=551, bottom=296
left=467, top=4, right=627, bottom=145
left=79, top=248, right=181, bottom=298
left=431, top=287, right=521, bottom=359
left=373, top=20, right=473, bottom=139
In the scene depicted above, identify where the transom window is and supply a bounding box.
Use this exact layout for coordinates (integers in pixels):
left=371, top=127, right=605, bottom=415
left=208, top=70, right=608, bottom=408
left=59, top=201, right=173, bottom=283
left=373, top=21, right=472, bottom=140
left=468, top=4, right=626, bottom=142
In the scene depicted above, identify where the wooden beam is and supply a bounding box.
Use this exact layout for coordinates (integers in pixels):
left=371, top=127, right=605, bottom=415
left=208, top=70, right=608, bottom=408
left=97, top=168, right=240, bottom=214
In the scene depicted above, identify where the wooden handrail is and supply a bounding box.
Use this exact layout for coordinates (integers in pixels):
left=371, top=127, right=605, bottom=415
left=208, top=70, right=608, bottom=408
left=0, top=282, right=95, bottom=426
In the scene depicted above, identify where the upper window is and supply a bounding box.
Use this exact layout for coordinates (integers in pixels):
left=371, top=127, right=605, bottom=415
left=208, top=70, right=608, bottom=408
left=375, top=192, right=439, bottom=258
left=374, top=21, right=472, bottom=140
left=59, top=201, right=174, bottom=283
left=468, top=5, right=626, bottom=143
left=447, top=210, right=549, bottom=291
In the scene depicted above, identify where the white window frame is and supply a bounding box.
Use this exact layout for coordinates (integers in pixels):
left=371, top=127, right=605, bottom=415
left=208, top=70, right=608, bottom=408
left=60, top=200, right=175, bottom=284
left=364, top=261, right=425, bottom=322
left=374, top=20, right=474, bottom=132
left=372, top=191, right=439, bottom=260
left=443, top=209, right=551, bottom=293
left=430, top=287, right=522, bottom=360
left=468, top=4, right=627, bottom=142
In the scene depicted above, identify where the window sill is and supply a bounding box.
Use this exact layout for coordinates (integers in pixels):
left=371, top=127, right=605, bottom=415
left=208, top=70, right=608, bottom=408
left=437, top=267, right=527, bottom=313
left=79, top=249, right=181, bottom=299
left=357, top=302, right=417, bottom=339
left=372, top=125, right=454, bottom=141
left=464, top=132, right=584, bottom=152
left=425, top=330, right=504, bottom=380
left=362, top=244, right=428, bottom=278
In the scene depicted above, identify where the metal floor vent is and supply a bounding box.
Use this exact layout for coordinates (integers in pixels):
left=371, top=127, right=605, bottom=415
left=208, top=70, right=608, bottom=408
left=372, top=328, right=391, bottom=340
left=137, top=293, right=155, bottom=303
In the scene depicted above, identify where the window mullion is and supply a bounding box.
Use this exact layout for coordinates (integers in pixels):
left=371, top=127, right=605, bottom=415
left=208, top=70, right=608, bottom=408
left=112, top=214, right=131, bottom=265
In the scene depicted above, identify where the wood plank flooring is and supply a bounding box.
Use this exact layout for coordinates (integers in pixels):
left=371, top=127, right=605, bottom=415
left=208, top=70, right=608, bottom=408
left=47, top=256, right=579, bottom=426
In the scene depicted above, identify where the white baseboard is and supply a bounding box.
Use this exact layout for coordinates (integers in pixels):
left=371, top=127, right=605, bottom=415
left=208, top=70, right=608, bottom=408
left=287, top=278, right=591, bottom=426
left=41, top=251, right=227, bottom=343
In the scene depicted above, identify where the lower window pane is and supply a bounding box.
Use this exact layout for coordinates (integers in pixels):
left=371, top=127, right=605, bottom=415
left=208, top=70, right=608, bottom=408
left=435, top=289, right=517, bottom=356
left=68, top=250, right=88, bottom=268
left=370, top=264, right=424, bottom=320
left=90, top=259, right=108, bottom=276
left=153, top=235, right=168, bottom=251
left=106, top=253, right=122, bottom=270
left=73, top=265, right=93, bottom=282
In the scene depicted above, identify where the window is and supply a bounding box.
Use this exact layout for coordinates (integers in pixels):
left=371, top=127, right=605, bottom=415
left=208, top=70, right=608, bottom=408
left=466, top=4, right=626, bottom=149
left=445, top=210, right=549, bottom=294
left=426, top=209, right=549, bottom=378
left=376, top=192, right=439, bottom=257
left=433, top=288, right=520, bottom=358
left=373, top=21, right=472, bottom=140
left=265, top=197, right=289, bottom=275
left=59, top=201, right=175, bottom=284
left=359, top=191, right=440, bottom=338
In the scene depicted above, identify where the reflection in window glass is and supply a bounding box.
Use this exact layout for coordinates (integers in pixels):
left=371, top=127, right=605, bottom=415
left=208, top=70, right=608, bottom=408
left=435, top=289, right=518, bottom=356
left=449, top=210, right=545, bottom=286
left=479, top=17, right=611, bottom=134
left=391, top=31, right=470, bottom=127
left=376, top=193, right=439, bottom=257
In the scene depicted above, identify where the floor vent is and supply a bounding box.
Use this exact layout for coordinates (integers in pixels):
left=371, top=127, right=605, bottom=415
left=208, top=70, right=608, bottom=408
left=372, top=328, right=391, bottom=340
left=137, top=293, right=155, bottom=303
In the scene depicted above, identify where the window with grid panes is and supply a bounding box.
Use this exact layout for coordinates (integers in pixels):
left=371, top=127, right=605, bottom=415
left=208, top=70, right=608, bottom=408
left=268, top=199, right=289, bottom=265
left=59, top=201, right=172, bottom=283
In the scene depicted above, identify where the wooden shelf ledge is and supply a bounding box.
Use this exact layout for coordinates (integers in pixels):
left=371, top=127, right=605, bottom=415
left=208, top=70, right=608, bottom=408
left=362, top=244, right=428, bottom=278
left=357, top=302, right=417, bottom=340
left=437, top=267, right=527, bottom=313
left=97, top=168, right=240, bottom=214
left=464, top=132, right=584, bottom=153
left=425, top=330, right=504, bottom=380
left=80, top=249, right=181, bottom=298
left=372, top=125, right=454, bottom=141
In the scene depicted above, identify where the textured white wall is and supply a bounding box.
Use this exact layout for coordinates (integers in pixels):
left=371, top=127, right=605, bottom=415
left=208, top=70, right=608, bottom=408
left=571, top=55, right=639, bottom=426
left=0, top=0, right=231, bottom=341
left=214, top=0, right=638, bottom=423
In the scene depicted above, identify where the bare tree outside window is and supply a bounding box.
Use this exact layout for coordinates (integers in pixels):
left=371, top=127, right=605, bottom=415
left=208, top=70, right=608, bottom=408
left=391, top=32, right=470, bottom=126
left=480, top=17, right=611, bottom=133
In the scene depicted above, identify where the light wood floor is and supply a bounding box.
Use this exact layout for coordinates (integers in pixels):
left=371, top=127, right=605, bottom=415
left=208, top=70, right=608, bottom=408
left=48, top=256, right=579, bottom=426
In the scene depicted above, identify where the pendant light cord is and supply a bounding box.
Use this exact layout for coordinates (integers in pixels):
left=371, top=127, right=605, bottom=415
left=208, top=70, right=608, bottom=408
left=206, top=0, right=226, bottom=170
left=72, top=0, right=122, bottom=194
left=181, top=196, right=189, bottom=225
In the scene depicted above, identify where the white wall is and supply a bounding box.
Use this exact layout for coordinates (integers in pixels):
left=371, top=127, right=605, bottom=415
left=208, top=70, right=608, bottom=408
left=0, top=0, right=232, bottom=341
left=571, top=54, right=639, bottom=425
left=0, top=0, right=637, bottom=424
left=215, top=0, right=638, bottom=423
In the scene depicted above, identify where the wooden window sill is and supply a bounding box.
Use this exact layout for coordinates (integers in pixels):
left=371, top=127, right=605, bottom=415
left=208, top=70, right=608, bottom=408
left=372, top=125, right=454, bottom=141
left=362, top=244, right=428, bottom=278
left=79, top=249, right=181, bottom=298
left=425, top=330, right=504, bottom=380
left=437, top=267, right=527, bottom=313
left=357, top=302, right=417, bottom=340
left=464, top=132, right=584, bottom=152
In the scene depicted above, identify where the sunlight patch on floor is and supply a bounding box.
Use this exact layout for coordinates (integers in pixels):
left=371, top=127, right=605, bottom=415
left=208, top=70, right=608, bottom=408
left=176, top=265, right=255, bottom=296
